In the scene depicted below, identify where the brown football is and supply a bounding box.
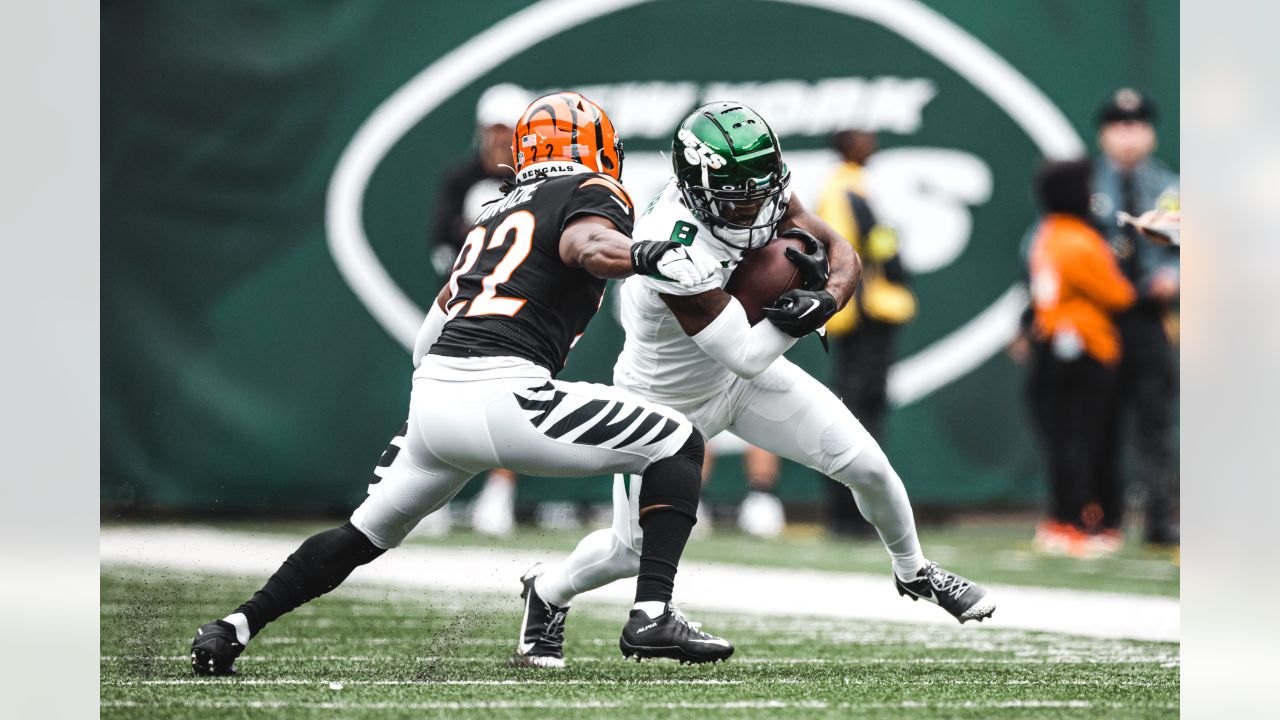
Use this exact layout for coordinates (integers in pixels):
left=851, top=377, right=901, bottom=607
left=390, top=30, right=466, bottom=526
left=724, top=235, right=807, bottom=325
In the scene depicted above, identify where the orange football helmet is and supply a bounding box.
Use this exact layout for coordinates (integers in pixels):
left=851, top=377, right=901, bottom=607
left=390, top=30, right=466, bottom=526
left=512, top=91, right=624, bottom=180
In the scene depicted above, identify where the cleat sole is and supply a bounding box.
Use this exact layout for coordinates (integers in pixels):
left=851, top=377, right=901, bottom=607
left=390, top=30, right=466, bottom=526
left=619, top=640, right=734, bottom=665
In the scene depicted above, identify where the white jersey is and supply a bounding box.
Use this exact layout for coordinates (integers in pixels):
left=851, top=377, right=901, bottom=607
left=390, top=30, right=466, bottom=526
left=613, top=180, right=749, bottom=406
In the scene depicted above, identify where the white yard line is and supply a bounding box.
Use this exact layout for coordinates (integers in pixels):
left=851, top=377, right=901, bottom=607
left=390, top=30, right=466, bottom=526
left=104, top=677, right=1165, bottom=688
left=100, top=699, right=1177, bottom=711
left=102, top=655, right=1178, bottom=665
left=108, top=678, right=753, bottom=686
left=100, top=525, right=1178, bottom=642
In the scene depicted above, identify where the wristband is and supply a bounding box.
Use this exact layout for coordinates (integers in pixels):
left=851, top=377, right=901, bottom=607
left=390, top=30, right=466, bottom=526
left=630, top=240, right=680, bottom=276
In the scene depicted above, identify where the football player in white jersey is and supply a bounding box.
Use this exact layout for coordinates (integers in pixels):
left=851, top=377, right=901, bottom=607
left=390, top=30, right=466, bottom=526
left=513, top=102, right=996, bottom=667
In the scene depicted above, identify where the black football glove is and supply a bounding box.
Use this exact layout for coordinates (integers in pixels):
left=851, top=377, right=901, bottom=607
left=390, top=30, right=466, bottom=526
left=780, top=228, right=829, bottom=290
left=763, top=288, right=837, bottom=338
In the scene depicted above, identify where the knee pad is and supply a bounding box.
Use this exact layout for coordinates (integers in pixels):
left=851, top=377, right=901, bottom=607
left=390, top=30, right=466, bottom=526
left=832, top=442, right=894, bottom=495
left=638, top=431, right=703, bottom=524
left=816, top=421, right=864, bottom=477
left=675, top=427, right=705, bottom=467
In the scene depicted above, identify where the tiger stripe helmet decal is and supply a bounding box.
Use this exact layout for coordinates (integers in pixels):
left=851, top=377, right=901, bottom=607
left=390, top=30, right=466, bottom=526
left=512, top=91, right=625, bottom=180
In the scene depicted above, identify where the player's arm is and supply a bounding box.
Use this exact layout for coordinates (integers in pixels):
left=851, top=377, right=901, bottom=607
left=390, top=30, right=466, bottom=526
left=559, top=215, right=643, bottom=279
left=778, top=193, right=861, bottom=309
left=559, top=214, right=718, bottom=284
left=661, top=289, right=797, bottom=379
left=411, top=286, right=452, bottom=368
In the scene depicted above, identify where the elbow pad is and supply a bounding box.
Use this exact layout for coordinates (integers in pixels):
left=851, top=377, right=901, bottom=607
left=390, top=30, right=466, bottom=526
left=412, top=301, right=448, bottom=368
left=691, top=297, right=797, bottom=379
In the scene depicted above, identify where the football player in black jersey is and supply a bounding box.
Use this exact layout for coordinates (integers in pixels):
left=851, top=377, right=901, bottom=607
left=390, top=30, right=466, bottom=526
left=189, top=92, right=734, bottom=675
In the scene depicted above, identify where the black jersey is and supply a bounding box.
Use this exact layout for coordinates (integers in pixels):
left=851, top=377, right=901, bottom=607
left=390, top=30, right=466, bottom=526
left=430, top=166, right=635, bottom=375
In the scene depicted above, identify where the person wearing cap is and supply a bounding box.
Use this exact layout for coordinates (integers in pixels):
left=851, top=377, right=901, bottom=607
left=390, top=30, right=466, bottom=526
left=424, top=83, right=533, bottom=537
left=1090, top=88, right=1181, bottom=547
left=429, top=84, right=533, bottom=276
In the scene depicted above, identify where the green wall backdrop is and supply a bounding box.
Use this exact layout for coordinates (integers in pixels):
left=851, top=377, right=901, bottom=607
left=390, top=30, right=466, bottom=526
left=102, top=0, right=1179, bottom=514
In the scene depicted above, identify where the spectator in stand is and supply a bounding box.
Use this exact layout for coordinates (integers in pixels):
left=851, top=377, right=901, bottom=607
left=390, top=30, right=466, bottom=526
left=1028, top=160, right=1135, bottom=557
left=429, top=83, right=533, bottom=275
left=1090, top=88, right=1181, bottom=547
left=816, top=130, right=917, bottom=537
left=422, top=84, right=532, bottom=537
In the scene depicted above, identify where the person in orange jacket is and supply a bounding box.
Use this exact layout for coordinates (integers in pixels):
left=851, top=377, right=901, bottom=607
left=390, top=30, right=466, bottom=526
left=1027, top=160, right=1135, bottom=558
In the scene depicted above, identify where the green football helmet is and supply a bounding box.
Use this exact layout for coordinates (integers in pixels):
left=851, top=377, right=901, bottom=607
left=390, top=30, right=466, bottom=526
left=671, top=102, right=791, bottom=250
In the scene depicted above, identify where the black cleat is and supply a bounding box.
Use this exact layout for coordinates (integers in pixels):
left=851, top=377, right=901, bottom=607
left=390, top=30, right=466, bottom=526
left=190, top=620, right=244, bottom=676
left=619, top=603, right=733, bottom=664
left=895, top=562, right=997, bottom=624
left=511, top=564, right=569, bottom=668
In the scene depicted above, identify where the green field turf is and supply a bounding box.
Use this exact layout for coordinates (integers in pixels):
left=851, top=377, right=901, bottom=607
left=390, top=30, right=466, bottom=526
left=101, top=563, right=1179, bottom=719
left=173, top=517, right=1181, bottom=597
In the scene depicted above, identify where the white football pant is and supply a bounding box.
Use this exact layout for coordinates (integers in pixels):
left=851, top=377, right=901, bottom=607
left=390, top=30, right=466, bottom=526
left=535, top=357, right=924, bottom=606
left=351, top=356, right=694, bottom=549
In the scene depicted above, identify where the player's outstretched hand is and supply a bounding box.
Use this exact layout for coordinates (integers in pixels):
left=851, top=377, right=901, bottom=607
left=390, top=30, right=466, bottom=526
left=655, top=244, right=720, bottom=287
left=779, top=228, right=829, bottom=290
left=764, top=288, right=837, bottom=338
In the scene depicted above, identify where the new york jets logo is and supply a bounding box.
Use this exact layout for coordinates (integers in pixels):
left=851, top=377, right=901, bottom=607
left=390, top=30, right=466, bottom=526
left=328, top=0, right=1085, bottom=410
left=677, top=128, right=726, bottom=169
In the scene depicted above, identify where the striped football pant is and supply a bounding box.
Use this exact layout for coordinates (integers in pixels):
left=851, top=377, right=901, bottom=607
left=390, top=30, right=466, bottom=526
left=351, top=358, right=693, bottom=549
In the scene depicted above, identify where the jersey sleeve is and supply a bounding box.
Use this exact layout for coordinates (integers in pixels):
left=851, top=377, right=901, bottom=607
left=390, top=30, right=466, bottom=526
left=562, top=174, right=636, bottom=236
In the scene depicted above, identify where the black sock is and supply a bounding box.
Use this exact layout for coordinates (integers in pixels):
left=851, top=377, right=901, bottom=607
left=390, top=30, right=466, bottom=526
left=636, top=511, right=695, bottom=603
left=635, top=432, right=703, bottom=605
left=234, top=522, right=385, bottom=637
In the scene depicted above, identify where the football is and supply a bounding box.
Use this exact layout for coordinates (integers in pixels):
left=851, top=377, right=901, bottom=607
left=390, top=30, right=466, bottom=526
left=724, top=235, right=807, bottom=324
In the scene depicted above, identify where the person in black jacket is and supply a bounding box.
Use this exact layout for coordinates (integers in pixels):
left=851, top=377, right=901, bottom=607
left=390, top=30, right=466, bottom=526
left=429, top=84, right=533, bottom=277
left=426, top=84, right=532, bottom=536
left=1089, top=89, right=1181, bottom=547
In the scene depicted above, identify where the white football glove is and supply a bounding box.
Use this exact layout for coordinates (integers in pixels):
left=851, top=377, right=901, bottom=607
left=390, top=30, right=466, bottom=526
left=655, top=244, right=719, bottom=287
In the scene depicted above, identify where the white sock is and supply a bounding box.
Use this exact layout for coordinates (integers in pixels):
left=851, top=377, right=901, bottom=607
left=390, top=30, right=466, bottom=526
left=222, top=612, right=251, bottom=645
left=535, top=528, right=639, bottom=608
left=832, top=444, right=926, bottom=583
left=632, top=600, right=667, bottom=618
left=533, top=574, right=573, bottom=609
left=894, top=559, right=928, bottom=584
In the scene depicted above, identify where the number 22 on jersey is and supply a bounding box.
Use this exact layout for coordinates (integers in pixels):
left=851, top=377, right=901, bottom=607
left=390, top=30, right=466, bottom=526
left=444, top=210, right=535, bottom=319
